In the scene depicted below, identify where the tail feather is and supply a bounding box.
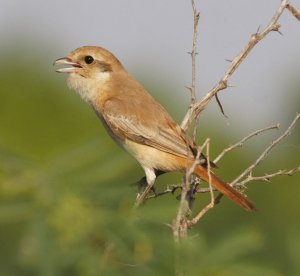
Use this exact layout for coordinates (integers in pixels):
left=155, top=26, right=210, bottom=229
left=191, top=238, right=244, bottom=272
left=195, top=165, right=256, bottom=211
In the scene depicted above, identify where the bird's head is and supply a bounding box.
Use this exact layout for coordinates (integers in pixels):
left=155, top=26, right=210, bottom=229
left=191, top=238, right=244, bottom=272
left=54, top=46, right=124, bottom=103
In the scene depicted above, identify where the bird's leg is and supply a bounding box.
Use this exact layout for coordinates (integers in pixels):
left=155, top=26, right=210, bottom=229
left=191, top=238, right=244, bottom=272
left=135, top=170, right=166, bottom=198
left=186, top=178, right=200, bottom=210
left=136, top=176, right=156, bottom=196
left=134, top=168, right=160, bottom=208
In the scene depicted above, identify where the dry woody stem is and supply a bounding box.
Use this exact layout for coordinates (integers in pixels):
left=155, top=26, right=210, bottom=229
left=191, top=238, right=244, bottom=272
left=173, top=139, right=209, bottom=240
left=181, top=0, right=295, bottom=132
left=133, top=0, right=300, bottom=242
left=187, top=141, right=214, bottom=228
left=237, top=166, right=300, bottom=187
left=287, top=4, right=300, bottom=20
left=213, top=124, right=280, bottom=164
left=172, top=0, right=299, bottom=239
left=231, top=113, right=300, bottom=186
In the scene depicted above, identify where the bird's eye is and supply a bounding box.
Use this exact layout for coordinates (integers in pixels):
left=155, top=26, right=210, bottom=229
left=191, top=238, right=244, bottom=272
left=84, top=55, right=94, bottom=64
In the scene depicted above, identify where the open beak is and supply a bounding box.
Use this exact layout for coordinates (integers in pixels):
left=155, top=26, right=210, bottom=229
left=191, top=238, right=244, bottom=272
left=54, top=57, right=82, bottom=73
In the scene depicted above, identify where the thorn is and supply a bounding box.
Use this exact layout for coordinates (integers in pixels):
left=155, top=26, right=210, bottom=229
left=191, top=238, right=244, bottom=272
left=256, top=25, right=261, bottom=34
left=215, top=94, right=228, bottom=118
left=227, top=84, right=236, bottom=88
left=276, top=29, right=284, bottom=36
left=272, top=23, right=281, bottom=33
left=187, top=51, right=198, bottom=55
left=185, top=85, right=192, bottom=92
left=164, top=223, right=173, bottom=229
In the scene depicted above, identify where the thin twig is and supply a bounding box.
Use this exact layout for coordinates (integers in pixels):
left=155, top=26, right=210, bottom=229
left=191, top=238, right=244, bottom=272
left=187, top=139, right=210, bottom=177
left=236, top=165, right=300, bottom=186
left=181, top=0, right=291, bottom=131
left=287, top=4, right=300, bottom=20
left=187, top=139, right=214, bottom=227
left=145, top=165, right=299, bottom=199
left=188, top=0, right=200, bottom=107
left=145, top=184, right=182, bottom=200
left=143, top=116, right=298, bottom=203
left=181, top=0, right=200, bottom=133
left=146, top=185, right=218, bottom=199
left=173, top=1, right=202, bottom=237
left=173, top=138, right=209, bottom=241
left=196, top=187, right=217, bottom=193
left=213, top=124, right=280, bottom=164
left=231, top=113, right=300, bottom=186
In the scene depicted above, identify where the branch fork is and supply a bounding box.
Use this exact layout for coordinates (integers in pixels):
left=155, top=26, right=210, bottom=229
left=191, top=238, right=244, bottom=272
left=133, top=0, right=300, bottom=240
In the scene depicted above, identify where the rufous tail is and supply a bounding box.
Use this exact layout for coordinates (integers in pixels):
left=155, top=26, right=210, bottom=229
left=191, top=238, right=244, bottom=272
left=194, top=165, right=256, bottom=211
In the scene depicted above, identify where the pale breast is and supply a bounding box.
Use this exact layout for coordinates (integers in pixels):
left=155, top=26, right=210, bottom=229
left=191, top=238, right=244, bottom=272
left=124, top=139, right=185, bottom=172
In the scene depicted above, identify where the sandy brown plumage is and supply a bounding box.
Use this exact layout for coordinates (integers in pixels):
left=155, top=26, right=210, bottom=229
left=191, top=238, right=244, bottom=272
left=55, top=46, right=256, bottom=211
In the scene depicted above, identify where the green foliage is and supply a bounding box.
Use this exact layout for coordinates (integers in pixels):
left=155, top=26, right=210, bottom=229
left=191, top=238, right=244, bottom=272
left=0, top=52, right=299, bottom=275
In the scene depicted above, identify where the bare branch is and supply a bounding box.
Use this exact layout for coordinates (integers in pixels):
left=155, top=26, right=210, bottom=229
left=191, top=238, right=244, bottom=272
left=187, top=201, right=214, bottom=228
left=145, top=184, right=182, bottom=200
left=236, top=165, right=300, bottom=186
left=188, top=0, right=200, bottom=107
left=190, top=0, right=200, bottom=106
left=146, top=165, right=299, bottom=200
left=287, top=4, right=300, bottom=20
left=187, top=138, right=210, bottom=177
left=181, top=0, right=200, bottom=131
left=173, top=138, right=209, bottom=240
left=142, top=114, right=300, bottom=204
left=146, top=184, right=217, bottom=199
left=181, top=0, right=292, bottom=131
left=231, top=113, right=300, bottom=186
left=214, top=124, right=280, bottom=164
left=196, top=187, right=217, bottom=193
left=187, top=139, right=214, bottom=227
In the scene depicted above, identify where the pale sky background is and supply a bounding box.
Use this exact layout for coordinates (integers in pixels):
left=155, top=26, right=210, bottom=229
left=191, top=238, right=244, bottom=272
left=1, top=0, right=299, bottom=133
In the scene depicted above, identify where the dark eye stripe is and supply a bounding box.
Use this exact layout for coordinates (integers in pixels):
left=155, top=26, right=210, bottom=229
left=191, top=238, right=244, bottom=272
left=98, top=61, right=112, bottom=72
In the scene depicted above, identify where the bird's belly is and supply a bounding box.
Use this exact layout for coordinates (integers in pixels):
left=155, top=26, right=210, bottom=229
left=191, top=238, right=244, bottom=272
left=123, top=139, right=184, bottom=172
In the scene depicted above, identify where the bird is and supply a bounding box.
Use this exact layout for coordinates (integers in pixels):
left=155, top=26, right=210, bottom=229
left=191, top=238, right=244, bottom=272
left=54, top=46, right=256, bottom=211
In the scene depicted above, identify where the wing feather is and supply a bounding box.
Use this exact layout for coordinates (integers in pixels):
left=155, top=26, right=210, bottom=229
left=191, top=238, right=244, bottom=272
left=102, top=98, right=192, bottom=158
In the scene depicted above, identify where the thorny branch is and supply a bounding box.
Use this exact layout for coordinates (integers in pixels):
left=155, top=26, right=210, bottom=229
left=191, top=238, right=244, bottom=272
left=287, top=3, right=300, bottom=20
left=173, top=0, right=203, bottom=242
left=187, top=141, right=215, bottom=228
left=172, top=0, right=299, bottom=239
left=133, top=0, right=299, bottom=240
left=237, top=165, right=300, bottom=187
left=145, top=116, right=299, bottom=200
left=181, top=0, right=296, bottom=132
left=173, top=138, right=210, bottom=241
left=215, top=113, right=300, bottom=205
left=231, top=113, right=300, bottom=186
left=213, top=124, right=280, bottom=164
left=187, top=0, right=200, bottom=107
left=215, top=113, right=300, bottom=203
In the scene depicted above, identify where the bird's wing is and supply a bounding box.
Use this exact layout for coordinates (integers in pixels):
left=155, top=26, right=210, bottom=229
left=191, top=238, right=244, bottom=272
left=101, top=97, right=195, bottom=159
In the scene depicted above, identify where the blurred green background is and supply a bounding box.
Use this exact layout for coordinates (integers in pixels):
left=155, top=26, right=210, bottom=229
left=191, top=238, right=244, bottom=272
left=0, top=47, right=299, bottom=276
left=1, top=1, right=300, bottom=275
